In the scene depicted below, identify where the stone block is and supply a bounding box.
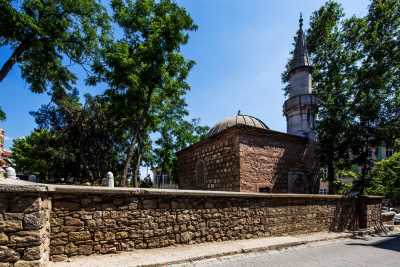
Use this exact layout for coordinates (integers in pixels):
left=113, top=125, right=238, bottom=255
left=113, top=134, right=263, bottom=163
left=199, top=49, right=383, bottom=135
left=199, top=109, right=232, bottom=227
left=23, top=212, right=46, bottom=230
left=181, top=232, right=193, bottom=243
left=50, top=254, right=68, bottom=262
left=0, top=220, right=23, bottom=232
left=0, top=246, right=20, bottom=262
left=115, top=231, right=128, bottom=240
left=4, top=213, right=24, bottom=221
left=64, top=243, right=78, bottom=255
left=50, top=246, right=64, bottom=255
left=10, top=231, right=41, bottom=245
left=69, top=231, right=91, bottom=242
left=0, top=233, right=8, bottom=244
left=100, top=245, right=116, bottom=254
left=78, top=244, right=92, bottom=255
left=61, top=226, right=83, bottom=233
left=14, top=260, right=44, bottom=267
left=22, top=246, right=42, bottom=261
left=64, top=217, right=83, bottom=226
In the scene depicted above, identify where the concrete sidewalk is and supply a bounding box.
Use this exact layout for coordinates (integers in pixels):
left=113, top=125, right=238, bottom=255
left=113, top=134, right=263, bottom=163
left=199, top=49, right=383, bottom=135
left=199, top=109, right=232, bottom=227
left=50, top=232, right=352, bottom=267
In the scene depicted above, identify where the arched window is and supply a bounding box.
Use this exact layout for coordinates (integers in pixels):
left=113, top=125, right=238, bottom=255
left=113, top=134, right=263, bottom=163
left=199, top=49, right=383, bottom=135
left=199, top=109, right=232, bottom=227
left=195, top=160, right=207, bottom=189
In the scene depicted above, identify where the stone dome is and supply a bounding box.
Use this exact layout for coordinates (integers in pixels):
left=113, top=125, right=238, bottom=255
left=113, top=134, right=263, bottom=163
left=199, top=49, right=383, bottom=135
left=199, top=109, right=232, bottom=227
left=207, top=113, right=269, bottom=137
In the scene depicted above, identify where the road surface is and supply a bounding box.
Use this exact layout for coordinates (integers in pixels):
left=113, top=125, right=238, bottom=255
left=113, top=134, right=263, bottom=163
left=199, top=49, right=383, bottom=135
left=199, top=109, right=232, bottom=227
left=176, top=234, right=400, bottom=267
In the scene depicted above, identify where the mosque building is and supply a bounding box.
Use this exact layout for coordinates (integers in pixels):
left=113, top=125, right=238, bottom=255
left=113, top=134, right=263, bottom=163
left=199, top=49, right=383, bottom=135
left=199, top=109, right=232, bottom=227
left=176, top=16, right=320, bottom=193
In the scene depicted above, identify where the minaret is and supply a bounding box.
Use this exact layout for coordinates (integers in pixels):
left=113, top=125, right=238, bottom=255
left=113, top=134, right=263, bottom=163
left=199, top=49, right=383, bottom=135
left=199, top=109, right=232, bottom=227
left=283, top=14, right=319, bottom=140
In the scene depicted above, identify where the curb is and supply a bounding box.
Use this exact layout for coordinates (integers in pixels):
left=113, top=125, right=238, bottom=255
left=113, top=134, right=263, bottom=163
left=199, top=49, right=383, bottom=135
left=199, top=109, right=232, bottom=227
left=136, top=234, right=353, bottom=267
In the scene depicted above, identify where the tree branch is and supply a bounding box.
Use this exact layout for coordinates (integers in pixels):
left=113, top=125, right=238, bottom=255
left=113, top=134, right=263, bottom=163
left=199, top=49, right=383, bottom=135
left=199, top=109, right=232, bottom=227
left=0, top=42, right=30, bottom=82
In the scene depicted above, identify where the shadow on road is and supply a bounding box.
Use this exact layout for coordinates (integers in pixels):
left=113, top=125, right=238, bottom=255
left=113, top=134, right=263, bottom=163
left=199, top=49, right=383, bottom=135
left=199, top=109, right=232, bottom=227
left=346, top=234, right=400, bottom=252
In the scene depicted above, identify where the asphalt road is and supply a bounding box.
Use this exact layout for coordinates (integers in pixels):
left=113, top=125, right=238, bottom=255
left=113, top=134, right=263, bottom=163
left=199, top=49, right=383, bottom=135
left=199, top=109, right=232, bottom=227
left=176, top=234, right=400, bottom=267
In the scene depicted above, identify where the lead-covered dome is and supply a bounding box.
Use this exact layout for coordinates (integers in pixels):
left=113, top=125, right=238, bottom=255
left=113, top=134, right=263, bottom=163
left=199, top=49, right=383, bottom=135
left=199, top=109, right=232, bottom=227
left=207, top=112, right=269, bottom=137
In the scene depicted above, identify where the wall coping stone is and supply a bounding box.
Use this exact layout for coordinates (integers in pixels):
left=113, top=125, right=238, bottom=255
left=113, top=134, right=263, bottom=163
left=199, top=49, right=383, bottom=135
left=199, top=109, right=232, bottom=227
left=0, top=180, right=383, bottom=199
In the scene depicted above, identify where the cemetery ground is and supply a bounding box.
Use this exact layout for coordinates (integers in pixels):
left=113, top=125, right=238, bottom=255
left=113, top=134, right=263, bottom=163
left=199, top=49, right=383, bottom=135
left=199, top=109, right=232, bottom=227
left=50, top=230, right=400, bottom=267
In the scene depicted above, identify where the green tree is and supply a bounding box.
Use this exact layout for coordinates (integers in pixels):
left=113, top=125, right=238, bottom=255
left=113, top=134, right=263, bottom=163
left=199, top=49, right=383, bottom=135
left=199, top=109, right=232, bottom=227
left=368, top=152, right=400, bottom=201
left=346, top=0, right=400, bottom=194
left=0, top=109, right=5, bottom=121
left=0, top=0, right=110, bottom=116
left=307, top=1, right=356, bottom=194
left=153, top=117, right=208, bottom=186
left=284, top=0, right=400, bottom=194
left=89, top=0, right=197, bottom=186
left=14, top=91, right=126, bottom=184
left=11, top=129, right=76, bottom=182
left=282, top=1, right=355, bottom=193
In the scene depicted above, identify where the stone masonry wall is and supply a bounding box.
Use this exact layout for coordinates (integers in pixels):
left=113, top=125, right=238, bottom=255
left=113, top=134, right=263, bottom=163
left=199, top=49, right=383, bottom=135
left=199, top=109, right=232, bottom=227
left=239, top=128, right=318, bottom=193
left=48, top=188, right=382, bottom=261
left=177, top=126, right=318, bottom=194
left=361, top=197, right=382, bottom=229
left=0, top=184, right=383, bottom=266
left=177, top=128, right=240, bottom=191
left=0, top=191, right=50, bottom=267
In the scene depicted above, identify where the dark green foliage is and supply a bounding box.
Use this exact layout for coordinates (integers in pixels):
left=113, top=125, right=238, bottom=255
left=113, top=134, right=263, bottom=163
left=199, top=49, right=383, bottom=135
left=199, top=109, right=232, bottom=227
left=282, top=0, right=400, bottom=194
left=368, top=152, right=400, bottom=201
left=0, top=107, right=5, bottom=121
left=89, top=0, right=199, bottom=186
left=11, top=129, right=75, bottom=182
left=12, top=93, right=126, bottom=184
left=0, top=0, right=110, bottom=99
left=140, top=175, right=153, bottom=188
left=9, top=0, right=206, bottom=185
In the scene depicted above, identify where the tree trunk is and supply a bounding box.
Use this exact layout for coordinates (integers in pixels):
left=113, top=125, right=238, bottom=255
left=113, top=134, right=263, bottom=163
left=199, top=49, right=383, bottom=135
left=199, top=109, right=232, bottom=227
left=121, top=87, right=154, bottom=186
left=327, top=151, right=336, bottom=194
left=359, top=143, right=369, bottom=195
left=121, top=133, right=137, bottom=187
left=133, top=147, right=141, bottom=187
left=0, top=42, right=29, bottom=82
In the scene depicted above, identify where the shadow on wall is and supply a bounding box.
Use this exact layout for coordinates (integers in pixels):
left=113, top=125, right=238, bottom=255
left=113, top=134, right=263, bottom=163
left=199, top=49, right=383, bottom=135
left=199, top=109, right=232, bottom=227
left=270, top=138, right=319, bottom=194
left=330, top=198, right=358, bottom=231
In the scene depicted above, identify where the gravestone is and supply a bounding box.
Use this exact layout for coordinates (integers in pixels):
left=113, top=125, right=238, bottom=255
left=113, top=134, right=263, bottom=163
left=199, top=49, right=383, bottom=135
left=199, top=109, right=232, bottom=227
left=103, top=171, right=114, bottom=187
left=6, top=167, right=17, bottom=179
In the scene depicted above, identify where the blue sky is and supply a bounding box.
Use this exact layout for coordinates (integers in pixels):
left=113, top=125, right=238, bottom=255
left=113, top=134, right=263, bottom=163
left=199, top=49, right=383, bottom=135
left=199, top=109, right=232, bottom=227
left=0, top=0, right=369, bottom=149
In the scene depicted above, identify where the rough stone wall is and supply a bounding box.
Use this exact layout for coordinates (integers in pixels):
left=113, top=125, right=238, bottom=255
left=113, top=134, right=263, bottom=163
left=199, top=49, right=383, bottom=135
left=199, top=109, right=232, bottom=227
left=0, top=184, right=383, bottom=265
left=177, top=128, right=240, bottom=191
left=361, top=197, right=382, bottom=229
left=0, top=192, right=50, bottom=267
left=48, top=191, right=381, bottom=261
left=239, top=128, right=318, bottom=193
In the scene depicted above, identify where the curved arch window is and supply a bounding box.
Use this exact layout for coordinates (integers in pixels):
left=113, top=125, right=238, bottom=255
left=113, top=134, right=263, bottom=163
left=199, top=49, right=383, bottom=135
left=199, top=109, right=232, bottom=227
left=195, top=160, right=207, bottom=189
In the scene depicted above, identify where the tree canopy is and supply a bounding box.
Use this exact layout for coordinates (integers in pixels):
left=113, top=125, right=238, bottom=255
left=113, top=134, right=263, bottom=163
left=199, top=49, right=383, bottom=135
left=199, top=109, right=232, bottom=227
left=8, top=0, right=207, bottom=185
left=0, top=0, right=110, bottom=117
left=282, top=0, right=400, bottom=194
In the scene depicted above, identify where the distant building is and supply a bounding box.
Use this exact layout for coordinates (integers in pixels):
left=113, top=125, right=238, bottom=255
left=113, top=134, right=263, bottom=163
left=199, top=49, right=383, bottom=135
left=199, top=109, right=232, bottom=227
left=151, top=168, right=178, bottom=189
left=176, top=16, right=320, bottom=194
left=319, top=145, right=394, bottom=194
left=0, top=129, right=13, bottom=175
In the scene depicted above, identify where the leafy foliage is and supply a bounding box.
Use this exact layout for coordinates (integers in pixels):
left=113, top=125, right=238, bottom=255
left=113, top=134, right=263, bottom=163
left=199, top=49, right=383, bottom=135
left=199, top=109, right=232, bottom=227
left=367, top=152, right=400, bottom=201
left=0, top=107, right=5, bottom=121
left=0, top=0, right=110, bottom=100
left=282, top=0, right=400, bottom=194
left=89, top=0, right=198, bottom=186
left=9, top=0, right=207, bottom=185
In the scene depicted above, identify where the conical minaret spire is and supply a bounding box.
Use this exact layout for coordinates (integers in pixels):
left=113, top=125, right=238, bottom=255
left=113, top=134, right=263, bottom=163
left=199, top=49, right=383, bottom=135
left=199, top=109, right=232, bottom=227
left=290, top=13, right=311, bottom=72
left=283, top=13, right=319, bottom=140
